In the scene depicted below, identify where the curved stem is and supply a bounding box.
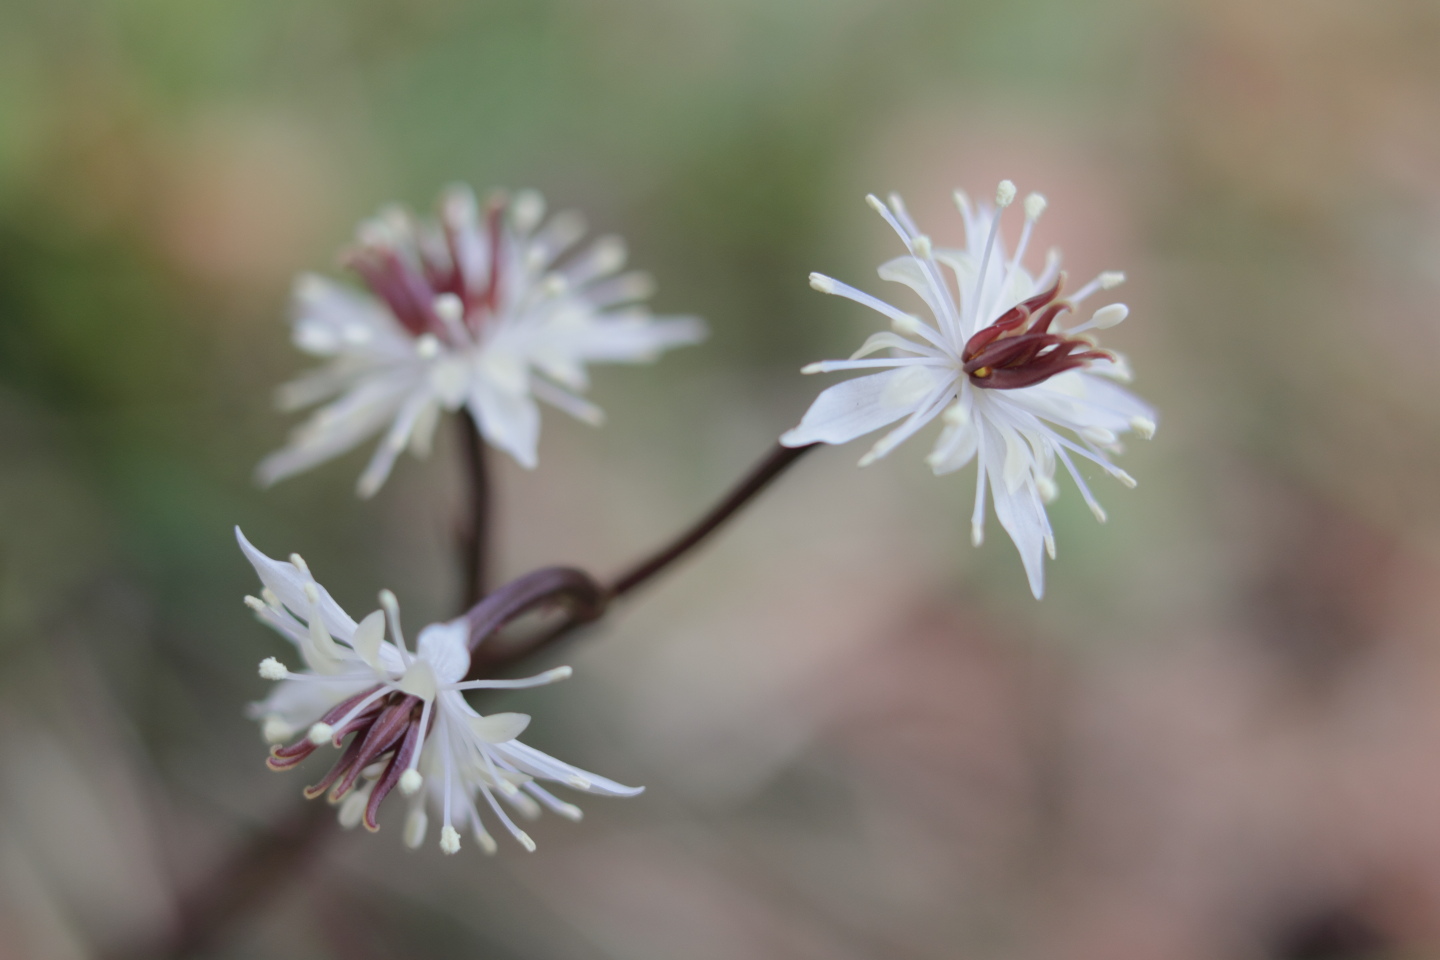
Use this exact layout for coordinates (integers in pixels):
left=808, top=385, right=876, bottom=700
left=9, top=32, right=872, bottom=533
left=127, top=441, right=814, bottom=959
left=467, top=442, right=817, bottom=674
left=610, top=442, right=814, bottom=599
left=458, top=410, right=491, bottom=610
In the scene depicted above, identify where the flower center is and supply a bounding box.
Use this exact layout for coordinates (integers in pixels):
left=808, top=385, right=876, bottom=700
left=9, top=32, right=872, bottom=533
left=345, top=197, right=508, bottom=347
left=961, top=274, right=1113, bottom=390
left=267, top=686, right=428, bottom=832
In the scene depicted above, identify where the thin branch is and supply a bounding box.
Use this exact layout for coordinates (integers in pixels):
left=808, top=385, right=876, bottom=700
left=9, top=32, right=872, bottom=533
left=457, top=410, right=491, bottom=610
left=126, top=440, right=815, bottom=958
left=610, top=442, right=815, bottom=599
left=467, top=442, right=817, bottom=675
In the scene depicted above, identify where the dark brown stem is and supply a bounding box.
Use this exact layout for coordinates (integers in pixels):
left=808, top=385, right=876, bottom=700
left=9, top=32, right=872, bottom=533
left=458, top=409, right=490, bottom=609
left=467, top=442, right=817, bottom=674
left=610, top=442, right=814, bottom=598
left=127, top=441, right=814, bottom=959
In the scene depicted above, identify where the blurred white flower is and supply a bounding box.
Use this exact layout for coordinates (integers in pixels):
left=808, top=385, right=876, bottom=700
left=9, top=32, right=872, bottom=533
left=237, top=528, right=642, bottom=854
left=257, top=186, right=706, bottom=496
left=782, top=182, right=1155, bottom=598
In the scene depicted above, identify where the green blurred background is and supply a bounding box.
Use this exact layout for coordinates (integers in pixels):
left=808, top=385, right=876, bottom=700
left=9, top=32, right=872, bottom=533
left=5, top=0, right=1440, bottom=957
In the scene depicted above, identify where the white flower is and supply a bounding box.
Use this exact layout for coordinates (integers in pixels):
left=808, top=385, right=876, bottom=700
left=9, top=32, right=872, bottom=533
left=237, top=528, right=642, bottom=853
left=257, top=186, right=706, bottom=496
left=781, top=182, right=1156, bottom=598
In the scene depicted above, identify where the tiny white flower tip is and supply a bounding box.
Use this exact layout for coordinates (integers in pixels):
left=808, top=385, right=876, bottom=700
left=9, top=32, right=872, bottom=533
left=403, top=808, right=428, bottom=849
left=308, top=722, right=335, bottom=746
left=378, top=589, right=398, bottom=612
left=439, top=825, right=461, bottom=855
left=1083, top=426, right=1118, bottom=445
left=555, top=802, right=584, bottom=822
left=1045, top=533, right=1057, bottom=561
left=542, top=273, right=568, bottom=296
left=808, top=272, right=837, bottom=294
left=244, top=595, right=267, bottom=613
left=415, top=334, right=442, bottom=359
left=546, top=666, right=574, bottom=681
left=398, top=769, right=423, bottom=796
left=512, top=189, right=545, bottom=232
left=1099, top=271, right=1126, bottom=290
left=800, top=362, right=825, bottom=375
left=261, top=588, right=281, bottom=608
left=1114, top=469, right=1138, bottom=489
left=517, top=831, right=537, bottom=853
left=433, top=293, right=464, bottom=323
left=1037, top=476, right=1059, bottom=503
left=995, top=180, right=1017, bottom=207
left=970, top=521, right=984, bottom=547
left=289, top=553, right=310, bottom=576
left=1089, top=501, right=1109, bottom=523
left=475, top=830, right=498, bottom=855
left=942, top=402, right=970, bottom=427
left=262, top=717, right=294, bottom=744
left=567, top=774, right=592, bottom=789
left=1024, top=193, right=1047, bottom=220
left=1130, top=416, right=1156, bottom=439
left=953, top=189, right=970, bottom=212
left=302, top=583, right=320, bottom=604
left=258, top=657, right=289, bottom=681
left=865, top=194, right=886, bottom=213
left=911, top=235, right=933, bottom=258
left=857, top=449, right=880, bottom=468
left=1090, top=304, right=1129, bottom=329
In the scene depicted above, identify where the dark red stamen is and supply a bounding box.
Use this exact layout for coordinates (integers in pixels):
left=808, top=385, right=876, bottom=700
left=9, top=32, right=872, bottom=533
left=267, top=689, right=428, bottom=831
left=363, top=711, right=426, bottom=831
left=960, top=272, right=1112, bottom=390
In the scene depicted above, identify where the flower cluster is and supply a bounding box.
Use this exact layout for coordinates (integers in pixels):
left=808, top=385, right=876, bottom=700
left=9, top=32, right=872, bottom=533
left=239, top=529, right=641, bottom=854
left=231, top=177, right=1158, bottom=860
left=783, top=181, right=1154, bottom=598
left=258, top=186, right=706, bottom=497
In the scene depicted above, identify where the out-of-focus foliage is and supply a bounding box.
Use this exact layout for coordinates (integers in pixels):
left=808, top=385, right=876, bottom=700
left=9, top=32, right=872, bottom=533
left=5, top=0, right=1440, bottom=957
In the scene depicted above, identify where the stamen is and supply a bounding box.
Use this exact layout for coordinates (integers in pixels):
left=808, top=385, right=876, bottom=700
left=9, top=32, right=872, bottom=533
left=308, top=722, right=335, bottom=745
left=1130, top=416, right=1156, bottom=439
left=244, top=595, right=267, bottom=613
left=379, top=589, right=408, bottom=656
left=404, top=807, right=429, bottom=849
left=1070, top=271, right=1126, bottom=304
left=451, top=666, right=573, bottom=691
left=289, top=553, right=310, bottom=577
left=262, top=717, right=294, bottom=744
left=400, top=769, right=424, bottom=796
left=995, top=180, right=1017, bottom=208
left=971, top=185, right=1011, bottom=324
left=433, top=293, right=471, bottom=345
left=439, top=824, right=462, bottom=855
left=258, top=657, right=289, bottom=680
left=415, top=333, right=442, bottom=359
left=809, top=272, right=837, bottom=294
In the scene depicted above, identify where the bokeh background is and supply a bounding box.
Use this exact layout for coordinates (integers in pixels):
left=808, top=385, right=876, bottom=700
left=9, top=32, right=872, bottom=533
left=4, top=0, right=1440, bottom=957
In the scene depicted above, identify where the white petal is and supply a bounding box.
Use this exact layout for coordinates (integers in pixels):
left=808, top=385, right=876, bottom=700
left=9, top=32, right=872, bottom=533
left=351, top=610, right=386, bottom=670
left=415, top=620, right=471, bottom=684
left=234, top=528, right=357, bottom=641
left=467, top=367, right=541, bottom=469
left=781, top=366, right=954, bottom=448
left=256, top=372, right=419, bottom=488
left=468, top=712, right=532, bottom=743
